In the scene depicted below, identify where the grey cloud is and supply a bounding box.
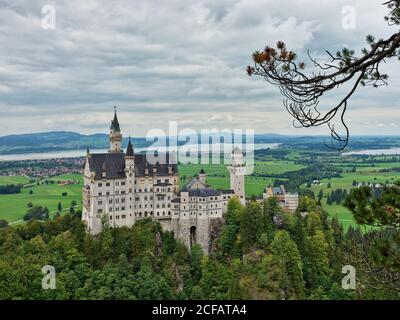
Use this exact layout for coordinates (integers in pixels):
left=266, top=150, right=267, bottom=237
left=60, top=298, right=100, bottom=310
left=0, top=0, right=398, bottom=136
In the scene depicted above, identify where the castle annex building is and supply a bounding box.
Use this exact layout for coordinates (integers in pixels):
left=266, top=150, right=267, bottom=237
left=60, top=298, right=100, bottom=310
left=82, top=110, right=246, bottom=253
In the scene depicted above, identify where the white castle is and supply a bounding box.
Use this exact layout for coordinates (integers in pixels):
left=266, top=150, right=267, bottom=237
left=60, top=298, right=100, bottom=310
left=82, top=109, right=246, bottom=253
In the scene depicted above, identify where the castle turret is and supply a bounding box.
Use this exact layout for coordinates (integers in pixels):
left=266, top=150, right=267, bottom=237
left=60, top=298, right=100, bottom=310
left=198, top=168, right=206, bottom=184
left=125, top=136, right=135, bottom=227
left=227, top=146, right=246, bottom=205
left=109, top=107, right=122, bottom=153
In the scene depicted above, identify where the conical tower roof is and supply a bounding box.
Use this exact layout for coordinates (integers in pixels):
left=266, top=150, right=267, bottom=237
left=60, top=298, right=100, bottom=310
left=126, top=136, right=134, bottom=157
left=110, top=107, right=121, bottom=132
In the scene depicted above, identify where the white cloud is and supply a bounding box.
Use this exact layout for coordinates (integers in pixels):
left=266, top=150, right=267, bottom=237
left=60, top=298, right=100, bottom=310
left=0, top=0, right=398, bottom=136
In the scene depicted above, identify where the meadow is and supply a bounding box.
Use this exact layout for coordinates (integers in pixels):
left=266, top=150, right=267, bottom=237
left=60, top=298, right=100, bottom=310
left=0, top=174, right=83, bottom=223
left=301, top=166, right=400, bottom=230
left=1, top=155, right=399, bottom=229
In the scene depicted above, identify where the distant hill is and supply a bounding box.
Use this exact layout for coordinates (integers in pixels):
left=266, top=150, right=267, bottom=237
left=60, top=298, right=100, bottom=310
left=1, top=131, right=400, bottom=155
left=0, top=131, right=150, bottom=155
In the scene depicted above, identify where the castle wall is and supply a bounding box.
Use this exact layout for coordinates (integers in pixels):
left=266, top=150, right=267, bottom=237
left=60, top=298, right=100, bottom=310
left=83, top=112, right=244, bottom=254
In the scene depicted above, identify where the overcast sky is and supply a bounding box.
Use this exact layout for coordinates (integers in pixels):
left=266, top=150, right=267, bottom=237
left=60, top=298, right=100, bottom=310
left=0, top=0, right=399, bottom=137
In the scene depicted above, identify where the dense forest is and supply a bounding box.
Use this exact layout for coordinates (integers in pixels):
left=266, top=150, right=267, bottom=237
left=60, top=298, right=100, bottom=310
left=0, top=189, right=399, bottom=300
left=0, top=184, right=22, bottom=195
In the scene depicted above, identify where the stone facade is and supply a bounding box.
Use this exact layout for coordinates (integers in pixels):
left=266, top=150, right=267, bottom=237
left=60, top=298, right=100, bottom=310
left=82, top=110, right=243, bottom=253
left=263, top=185, right=299, bottom=212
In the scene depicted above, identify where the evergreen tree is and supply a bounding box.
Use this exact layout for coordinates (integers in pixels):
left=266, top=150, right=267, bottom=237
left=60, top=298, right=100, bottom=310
left=240, top=201, right=263, bottom=252
left=271, top=230, right=305, bottom=299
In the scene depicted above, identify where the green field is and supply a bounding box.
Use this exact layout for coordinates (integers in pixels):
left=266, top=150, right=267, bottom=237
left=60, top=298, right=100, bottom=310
left=0, top=175, right=32, bottom=185
left=0, top=173, right=83, bottom=223
left=2, top=158, right=399, bottom=228
left=301, top=167, right=400, bottom=230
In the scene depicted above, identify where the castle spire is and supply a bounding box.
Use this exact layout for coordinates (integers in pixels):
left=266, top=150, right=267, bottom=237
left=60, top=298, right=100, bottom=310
left=126, top=136, right=134, bottom=157
left=109, top=107, right=123, bottom=153
left=110, top=106, right=121, bottom=132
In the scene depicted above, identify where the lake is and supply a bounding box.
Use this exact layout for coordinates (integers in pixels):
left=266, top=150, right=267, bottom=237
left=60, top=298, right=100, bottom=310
left=0, top=143, right=280, bottom=161
left=342, top=147, right=400, bottom=156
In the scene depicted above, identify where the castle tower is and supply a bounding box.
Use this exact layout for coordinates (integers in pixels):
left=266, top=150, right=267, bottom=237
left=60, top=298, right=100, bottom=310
left=109, top=107, right=123, bottom=153
left=227, top=146, right=246, bottom=205
left=125, top=137, right=135, bottom=227
left=198, top=168, right=206, bottom=184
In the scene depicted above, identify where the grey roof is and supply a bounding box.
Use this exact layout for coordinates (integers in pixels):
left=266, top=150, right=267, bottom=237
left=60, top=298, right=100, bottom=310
left=126, top=138, right=134, bottom=157
left=185, top=177, right=207, bottom=189
left=232, top=146, right=241, bottom=154
left=199, top=168, right=205, bottom=174
left=87, top=152, right=178, bottom=180
left=220, top=189, right=235, bottom=194
left=171, top=198, right=180, bottom=203
left=110, top=109, right=121, bottom=132
left=135, top=153, right=178, bottom=177
left=186, top=188, right=221, bottom=197
left=88, top=153, right=126, bottom=179
left=272, top=187, right=285, bottom=195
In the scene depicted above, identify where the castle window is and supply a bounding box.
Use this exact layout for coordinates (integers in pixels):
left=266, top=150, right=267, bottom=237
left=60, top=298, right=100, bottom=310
left=106, top=192, right=110, bottom=196
left=121, top=191, right=126, bottom=195
left=122, top=207, right=125, bottom=211
left=98, top=192, right=102, bottom=196
left=98, top=183, right=103, bottom=187
left=106, top=182, right=110, bottom=187
left=109, top=199, right=113, bottom=204
left=109, top=207, right=112, bottom=212
left=121, top=182, right=125, bottom=186
left=122, top=198, right=125, bottom=203
left=116, top=182, right=120, bottom=186
left=98, top=201, right=103, bottom=205
left=122, top=215, right=126, bottom=219
left=109, top=216, right=112, bottom=220
left=116, top=215, right=119, bottom=219
left=97, top=209, right=103, bottom=213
